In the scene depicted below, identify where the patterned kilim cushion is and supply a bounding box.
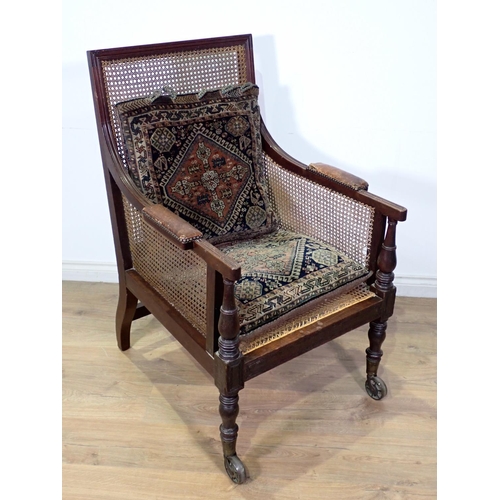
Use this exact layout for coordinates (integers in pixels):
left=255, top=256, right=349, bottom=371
left=115, top=84, right=277, bottom=244
left=217, top=230, right=370, bottom=334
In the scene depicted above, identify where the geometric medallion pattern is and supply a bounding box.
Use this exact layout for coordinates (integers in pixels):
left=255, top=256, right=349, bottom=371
left=115, top=84, right=277, bottom=243
left=217, top=230, right=370, bottom=333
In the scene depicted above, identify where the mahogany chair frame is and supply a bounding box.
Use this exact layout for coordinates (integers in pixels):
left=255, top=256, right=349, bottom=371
left=87, top=34, right=407, bottom=484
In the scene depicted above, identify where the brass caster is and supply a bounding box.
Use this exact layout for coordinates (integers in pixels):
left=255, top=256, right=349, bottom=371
left=365, top=376, right=387, bottom=400
left=224, top=454, right=248, bottom=484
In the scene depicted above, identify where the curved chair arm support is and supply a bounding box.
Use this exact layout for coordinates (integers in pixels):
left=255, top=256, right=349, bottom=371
left=99, top=127, right=203, bottom=250
left=140, top=206, right=242, bottom=280
left=358, top=192, right=407, bottom=222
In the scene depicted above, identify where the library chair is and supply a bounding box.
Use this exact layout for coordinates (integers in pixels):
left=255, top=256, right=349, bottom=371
left=87, top=34, right=407, bottom=484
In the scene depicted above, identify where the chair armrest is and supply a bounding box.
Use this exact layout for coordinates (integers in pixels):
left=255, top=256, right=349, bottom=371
left=307, top=162, right=369, bottom=191
left=142, top=204, right=241, bottom=280
left=143, top=204, right=203, bottom=250
left=138, top=203, right=241, bottom=281
left=193, top=239, right=241, bottom=282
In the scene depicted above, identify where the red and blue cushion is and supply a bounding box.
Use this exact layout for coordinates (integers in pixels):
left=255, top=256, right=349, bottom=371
left=115, top=84, right=277, bottom=244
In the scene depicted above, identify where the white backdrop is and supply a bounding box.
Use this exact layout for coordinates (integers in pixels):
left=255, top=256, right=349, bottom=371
left=62, top=0, right=436, bottom=296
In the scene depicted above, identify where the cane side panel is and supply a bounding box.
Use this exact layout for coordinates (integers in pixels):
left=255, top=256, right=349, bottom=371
left=122, top=196, right=207, bottom=336
left=262, top=153, right=375, bottom=266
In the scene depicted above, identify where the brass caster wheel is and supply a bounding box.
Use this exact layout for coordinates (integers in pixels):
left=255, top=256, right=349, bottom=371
left=224, top=454, right=248, bottom=484
left=365, top=376, right=387, bottom=400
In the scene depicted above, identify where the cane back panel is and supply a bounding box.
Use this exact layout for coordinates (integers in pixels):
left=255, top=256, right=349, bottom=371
left=100, top=42, right=250, bottom=171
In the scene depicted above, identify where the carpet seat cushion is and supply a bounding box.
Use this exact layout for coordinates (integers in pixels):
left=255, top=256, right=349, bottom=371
left=217, top=230, right=370, bottom=334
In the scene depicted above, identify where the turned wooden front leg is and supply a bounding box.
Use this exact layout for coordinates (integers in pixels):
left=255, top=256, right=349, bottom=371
left=374, top=218, right=397, bottom=296
left=366, top=320, right=387, bottom=378
left=365, top=218, right=398, bottom=400
left=214, top=278, right=247, bottom=482
left=215, top=278, right=243, bottom=454
left=219, top=393, right=240, bottom=457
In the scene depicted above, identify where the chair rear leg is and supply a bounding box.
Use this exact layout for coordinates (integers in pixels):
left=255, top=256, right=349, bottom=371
left=365, top=320, right=388, bottom=400
left=115, top=284, right=138, bottom=351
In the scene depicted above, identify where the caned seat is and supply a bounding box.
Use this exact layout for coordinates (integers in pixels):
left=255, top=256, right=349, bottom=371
left=88, top=34, right=407, bottom=484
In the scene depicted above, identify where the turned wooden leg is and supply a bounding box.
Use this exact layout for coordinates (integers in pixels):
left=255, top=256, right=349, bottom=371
left=215, top=278, right=248, bottom=484
left=219, top=393, right=239, bottom=457
left=365, top=320, right=388, bottom=400
left=366, top=218, right=398, bottom=400
left=219, top=393, right=247, bottom=482
left=115, top=284, right=137, bottom=351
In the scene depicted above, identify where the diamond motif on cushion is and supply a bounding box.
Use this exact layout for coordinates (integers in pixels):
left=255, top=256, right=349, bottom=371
left=161, top=132, right=253, bottom=228
left=225, top=116, right=249, bottom=137
left=312, top=249, right=339, bottom=267
left=150, top=127, right=176, bottom=152
left=221, top=236, right=303, bottom=280
left=217, top=230, right=370, bottom=333
left=115, top=83, right=277, bottom=243
left=235, top=280, right=263, bottom=301
left=245, top=205, right=268, bottom=229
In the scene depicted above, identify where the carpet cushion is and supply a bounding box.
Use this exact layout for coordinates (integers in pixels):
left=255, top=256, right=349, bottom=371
left=115, top=83, right=276, bottom=244
left=217, top=230, right=370, bottom=333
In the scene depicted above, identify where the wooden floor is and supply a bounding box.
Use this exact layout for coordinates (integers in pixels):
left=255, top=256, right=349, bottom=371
left=62, top=281, right=436, bottom=499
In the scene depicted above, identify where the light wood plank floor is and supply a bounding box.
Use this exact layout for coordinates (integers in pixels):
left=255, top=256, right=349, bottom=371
left=62, top=281, right=436, bottom=499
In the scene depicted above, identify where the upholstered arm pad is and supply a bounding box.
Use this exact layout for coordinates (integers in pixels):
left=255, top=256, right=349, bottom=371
left=143, top=204, right=203, bottom=250
left=308, top=162, right=369, bottom=191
